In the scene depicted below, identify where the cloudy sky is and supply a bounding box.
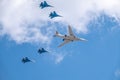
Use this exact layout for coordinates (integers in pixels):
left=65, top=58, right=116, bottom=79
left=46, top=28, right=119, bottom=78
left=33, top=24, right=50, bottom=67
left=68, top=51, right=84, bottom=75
left=0, top=0, right=120, bottom=80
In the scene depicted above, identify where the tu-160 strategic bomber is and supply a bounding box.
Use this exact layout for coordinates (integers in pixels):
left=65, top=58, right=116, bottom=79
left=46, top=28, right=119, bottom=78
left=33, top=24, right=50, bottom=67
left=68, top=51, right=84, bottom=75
left=54, top=25, right=87, bottom=47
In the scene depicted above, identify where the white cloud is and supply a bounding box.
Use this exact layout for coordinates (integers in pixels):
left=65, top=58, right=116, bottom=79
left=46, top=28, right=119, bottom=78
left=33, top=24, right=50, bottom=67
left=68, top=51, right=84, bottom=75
left=54, top=53, right=65, bottom=64
left=47, top=51, right=66, bottom=64
left=52, top=0, right=120, bottom=32
left=0, top=0, right=120, bottom=44
left=0, top=0, right=49, bottom=44
left=115, top=69, right=120, bottom=77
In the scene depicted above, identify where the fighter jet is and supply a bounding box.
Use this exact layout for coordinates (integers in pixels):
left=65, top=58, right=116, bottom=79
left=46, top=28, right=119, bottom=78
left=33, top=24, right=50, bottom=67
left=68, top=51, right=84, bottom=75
left=38, top=48, right=48, bottom=54
left=54, top=25, right=87, bottom=47
left=40, top=1, right=53, bottom=9
left=49, top=11, right=62, bottom=19
left=22, top=57, right=33, bottom=63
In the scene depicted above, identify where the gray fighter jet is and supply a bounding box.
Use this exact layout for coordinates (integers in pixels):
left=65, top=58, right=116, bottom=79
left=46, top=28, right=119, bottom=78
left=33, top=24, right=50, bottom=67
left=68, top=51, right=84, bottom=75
left=40, top=1, right=53, bottom=9
left=38, top=48, right=48, bottom=54
left=49, top=11, right=62, bottom=19
left=22, top=57, right=35, bottom=63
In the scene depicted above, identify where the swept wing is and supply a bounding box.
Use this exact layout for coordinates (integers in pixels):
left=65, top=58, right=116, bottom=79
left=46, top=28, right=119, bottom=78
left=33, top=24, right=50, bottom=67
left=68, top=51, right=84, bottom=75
left=58, top=40, right=71, bottom=47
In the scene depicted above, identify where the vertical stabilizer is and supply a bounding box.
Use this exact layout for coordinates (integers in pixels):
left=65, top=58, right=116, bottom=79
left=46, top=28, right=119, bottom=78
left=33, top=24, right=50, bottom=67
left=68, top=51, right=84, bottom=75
left=53, top=31, right=59, bottom=37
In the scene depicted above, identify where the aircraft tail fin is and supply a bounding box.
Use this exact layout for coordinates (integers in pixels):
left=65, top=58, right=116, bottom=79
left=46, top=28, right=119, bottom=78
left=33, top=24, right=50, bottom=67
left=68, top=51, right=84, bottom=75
left=53, top=31, right=59, bottom=37
left=56, top=31, right=59, bottom=34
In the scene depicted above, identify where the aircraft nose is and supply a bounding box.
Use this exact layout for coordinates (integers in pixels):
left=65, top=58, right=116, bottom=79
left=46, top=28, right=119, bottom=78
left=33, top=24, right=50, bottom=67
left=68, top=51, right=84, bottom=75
left=80, top=38, right=87, bottom=41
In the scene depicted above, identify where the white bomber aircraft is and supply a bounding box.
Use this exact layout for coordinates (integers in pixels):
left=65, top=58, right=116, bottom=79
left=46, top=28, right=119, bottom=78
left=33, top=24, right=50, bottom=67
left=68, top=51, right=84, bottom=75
left=54, top=25, right=87, bottom=47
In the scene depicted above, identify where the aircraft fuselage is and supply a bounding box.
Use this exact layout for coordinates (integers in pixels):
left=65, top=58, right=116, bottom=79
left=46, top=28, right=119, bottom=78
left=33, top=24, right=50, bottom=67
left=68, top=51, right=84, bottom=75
left=63, top=35, right=80, bottom=41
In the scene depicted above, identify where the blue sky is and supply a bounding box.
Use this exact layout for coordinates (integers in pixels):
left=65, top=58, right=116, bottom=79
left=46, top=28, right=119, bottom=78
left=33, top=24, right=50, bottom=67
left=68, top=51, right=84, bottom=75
left=0, top=0, right=120, bottom=80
